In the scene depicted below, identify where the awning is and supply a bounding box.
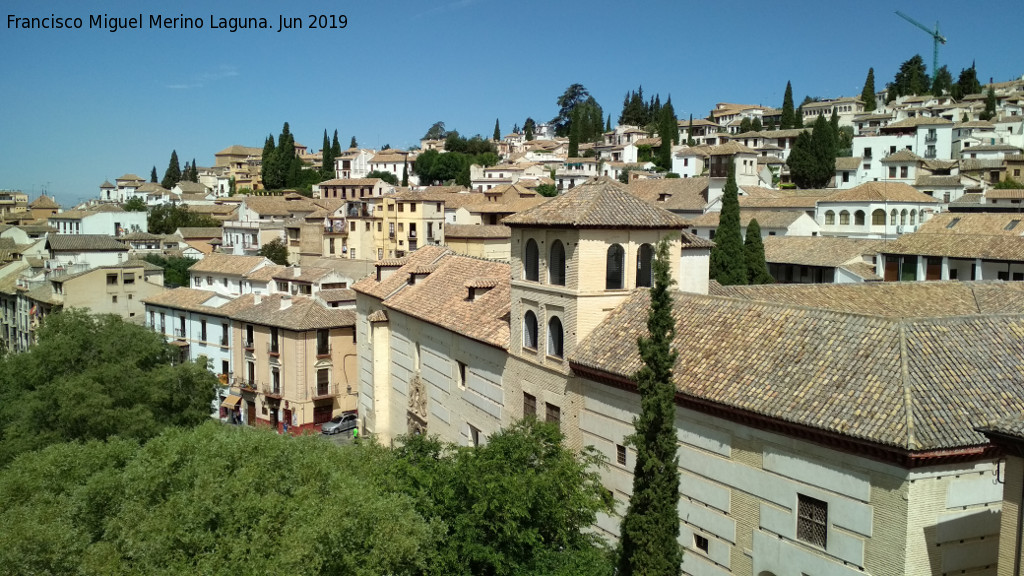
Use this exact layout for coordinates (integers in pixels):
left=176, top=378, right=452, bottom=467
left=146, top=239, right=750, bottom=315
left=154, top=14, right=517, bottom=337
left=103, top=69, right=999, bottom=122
left=221, top=395, right=242, bottom=409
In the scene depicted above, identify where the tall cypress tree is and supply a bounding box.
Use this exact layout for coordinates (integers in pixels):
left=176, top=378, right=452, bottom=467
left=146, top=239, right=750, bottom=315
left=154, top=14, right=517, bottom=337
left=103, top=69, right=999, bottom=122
left=568, top=108, right=581, bottom=157
left=744, top=219, right=773, bottom=284
left=261, top=135, right=277, bottom=189
left=493, top=118, right=501, bottom=141
left=860, top=68, right=877, bottom=111
left=160, top=150, right=181, bottom=189
left=617, top=238, right=681, bottom=576
left=190, top=159, right=199, bottom=182
left=656, top=100, right=676, bottom=170
left=781, top=81, right=796, bottom=129
left=401, top=163, right=409, bottom=187
left=686, top=114, right=695, bottom=146
left=150, top=166, right=158, bottom=183
left=331, top=130, right=342, bottom=156
left=981, top=87, right=997, bottom=121
left=350, top=136, right=358, bottom=149
left=709, top=163, right=746, bottom=285
left=321, top=130, right=334, bottom=180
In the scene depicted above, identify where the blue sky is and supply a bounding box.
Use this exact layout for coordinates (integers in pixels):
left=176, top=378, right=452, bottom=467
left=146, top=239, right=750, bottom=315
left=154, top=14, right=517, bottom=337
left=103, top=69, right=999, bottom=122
left=3, top=0, right=1022, bottom=207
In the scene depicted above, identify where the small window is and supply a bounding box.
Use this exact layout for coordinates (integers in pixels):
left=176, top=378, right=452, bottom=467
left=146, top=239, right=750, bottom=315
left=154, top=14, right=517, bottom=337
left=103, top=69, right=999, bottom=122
left=824, top=211, right=835, bottom=225
left=694, top=534, right=709, bottom=554
left=839, top=211, right=850, bottom=225
left=524, top=393, right=536, bottom=418
left=616, top=444, right=627, bottom=465
left=872, top=209, right=885, bottom=225
left=469, top=424, right=481, bottom=447
left=111, top=295, right=118, bottom=303
left=107, top=274, right=118, bottom=285
left=797, top=494, right=828, bottom=548
left=606, top=244, right=625, bottom=289
left=456, top=361, right=467, bottom=390
left=547, top=316, right=564, bottom=358
left=524, top=239, right=539, bottom=281
left=200, top=320, right=207, bottom=341
left=523, top=311, right=538, bottom=350
left=854, top=211, right=865, bottom=226
left=545, top=402, right=560, bottom=426
left=549, top=240, right=566, bottom=286
left=123, top=273, right=135, bottom=285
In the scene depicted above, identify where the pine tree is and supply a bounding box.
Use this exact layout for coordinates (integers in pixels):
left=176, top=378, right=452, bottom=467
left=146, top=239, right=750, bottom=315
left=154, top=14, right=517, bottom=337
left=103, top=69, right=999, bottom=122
left=744, top=220, right=773, bottom=284
left=150, top=166, right=158, bottom=183
left=160, top=150, right=181, bottom=189
left=493, top=118, right=501, bottom=141
left=860, top=68, right=877, bottom=111
left=617, top=238, right=681, bottom=576
left=709, top=164, right=746, bottom=285
left=781, top=81, right=796, bottom=129
left=350, top=136, right=358, bottom=149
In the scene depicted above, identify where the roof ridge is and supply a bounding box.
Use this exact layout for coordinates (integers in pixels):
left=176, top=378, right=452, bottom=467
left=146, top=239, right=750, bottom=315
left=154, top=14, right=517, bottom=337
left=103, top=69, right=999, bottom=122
left=898, top=323, right=917, bottom=450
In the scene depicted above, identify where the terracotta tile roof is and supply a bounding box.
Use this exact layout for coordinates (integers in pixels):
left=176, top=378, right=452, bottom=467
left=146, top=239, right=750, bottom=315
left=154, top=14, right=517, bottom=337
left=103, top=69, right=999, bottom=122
left=915, top=175, right=962, bottom=187
left=950, top=193, right=984, bottom=205
left=572, top=285, right=1024, bottom=450
left=30, top=195, right=59, bottom=209
left=880, top=213, right=1024, bottom=260
left=470, top=198, right=548, bottom=214
left=687, top=210, right=804, bottom=230
left=318, top=288, right=356, bottom=302
left=977, top=412, right=1024, bottom=440
left=370, top=153, right=409, bottom=164
left=966, top=144, right=1023, bottom=153
left=986, top=188, right=1024, bottom=199
left=839, top=261, right=882, bottom=281
left=271, top=266, right=332, bottom=283
left=883, top=116, right=953, bottom=130
left=443, top=224, right=511, bottom=239
left=46, top=234, right=128, bottom=252
left=761, top=236, right=882, bottom=267
left=834, top=157, right=863, bottom=171
left=189, top=253, right=270, bottom=276
left=880, top=149, right=924, bottom=164
left=241, top=196, right=318, bottom=217
left=504, top=178, right=688, bottom=229
left=961, top=159, right=1005, bottom=171
left=708, top=142, right=758, bottom=156
left=628, top=178, right=710, bottom=213
left=367, top=309, right=388, bottom=322
left=243, top=264, right=287, bottom=282
left=354, top=246, right=449, bottom=300
left=820, top=182, right=938, bottom=204
left=739, top=186, right=834, bottom=210
left=363, top=252, right=510, bottom=349
left=216, top=145, right=263, bottom=157
left=177, top=227, right=223, bottom=239
left=680, top=230, right=715, bottom=250
left=232, top=294, right=356, bottom=331
left=923, top=159, right=958, bottom=171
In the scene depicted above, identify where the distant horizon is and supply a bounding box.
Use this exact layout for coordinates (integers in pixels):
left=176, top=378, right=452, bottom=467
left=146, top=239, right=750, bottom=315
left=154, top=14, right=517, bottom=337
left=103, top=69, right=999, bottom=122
left=3, top=0, right=1022, bottom=208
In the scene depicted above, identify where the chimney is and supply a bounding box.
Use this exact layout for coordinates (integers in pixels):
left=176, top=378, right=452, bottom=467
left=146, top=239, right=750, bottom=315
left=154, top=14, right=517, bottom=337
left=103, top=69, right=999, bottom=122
left=253, top=293, right=262, bottom=305
left=293, top=266, right=301, bottom=277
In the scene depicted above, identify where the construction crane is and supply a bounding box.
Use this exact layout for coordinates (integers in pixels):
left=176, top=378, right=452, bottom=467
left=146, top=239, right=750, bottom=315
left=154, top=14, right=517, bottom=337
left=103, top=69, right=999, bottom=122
left=895, top=11, right=947, bottom=75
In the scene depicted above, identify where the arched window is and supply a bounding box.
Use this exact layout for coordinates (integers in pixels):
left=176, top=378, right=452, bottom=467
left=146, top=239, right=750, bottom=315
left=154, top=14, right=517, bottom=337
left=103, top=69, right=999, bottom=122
left=854, top=210, right=865, bottom=226
left=890, top=209, right=898, bottom=226
left=872, top=209, right=885, bottom=225
left=839, top=210, right=851, bottom=225
left=824, top=210, right=835, bottom=225
left=547, top=316, right=563, bottom=358
left=524, top=239, right=539, bottom=281
left=606, top=244, right=625, bottom=289
left=523, top=311, right=538, bottom=350
left=636, top=243, right=654, bottom=288
left=549, top=240, right=566, bottom=286
left=900, top=209, right=908, bottom=225
left=909, top=210, right=917, bottom=225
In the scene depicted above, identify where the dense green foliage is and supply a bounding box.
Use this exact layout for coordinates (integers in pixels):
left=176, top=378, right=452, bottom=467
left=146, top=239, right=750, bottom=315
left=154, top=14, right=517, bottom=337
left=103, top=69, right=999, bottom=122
left=321, top=129, right=336, bottom=179
left=262, top=122, right=308, bottom=190
left=0, top=310, right=216, bottom=467
left=617, top=239, right=681, bottom=576
left=656, top=98, right=677, bottom=171
left=444, top=132, right=497, bottom=156
left=861, top=68, right=877, bottom=111
left=780, top=81, right=797, bottom=129
left=350, top=136, right=358, bottom=148
left=981, top=87, right=997, bottom=121
left=122, top=197, right=147, bottom=212
left=744, top=220, right=774, bottom=284
left=551, top=84, right=591, bottom=137
left=423, top=121, right=448, bottom=140
left=888, top=55, right=931, bottom=101
left=535, top=184, right=558, bottom=197
left=787, top=115, right=836, bottom=189
left=994, top=178, right=1024, bottom=189
left=709, top=164, right=747, bottom=285
left=259, top=237, right=290, bottom=265
left=523, top=118, right=535, bottom=141
left=367, top=170, right=399, bottom=185
left=142, top=253, right=197, bottom=287
left=952, top=63, right=982, bottom=99
left=160, top=150, right=182, bottom=189
left=149, top=166, right=158, bottom=183
left=0, top=418, right=614, bottom=575
left=147, top=203, right=221, bottom=234
left=493, top=118, right=501, bottom=141
left=931, top=65, right=953, bottom=96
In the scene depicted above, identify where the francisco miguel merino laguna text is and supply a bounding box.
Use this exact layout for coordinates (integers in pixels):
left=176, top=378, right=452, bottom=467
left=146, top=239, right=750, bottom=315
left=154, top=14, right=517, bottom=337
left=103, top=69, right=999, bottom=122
left=7, top=13, right=348, bottom=33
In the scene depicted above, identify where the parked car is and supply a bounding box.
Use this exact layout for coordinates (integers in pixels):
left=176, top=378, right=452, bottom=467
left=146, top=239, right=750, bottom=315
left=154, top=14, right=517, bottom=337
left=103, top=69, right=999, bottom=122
left=321, top=411, right=358, bottom=435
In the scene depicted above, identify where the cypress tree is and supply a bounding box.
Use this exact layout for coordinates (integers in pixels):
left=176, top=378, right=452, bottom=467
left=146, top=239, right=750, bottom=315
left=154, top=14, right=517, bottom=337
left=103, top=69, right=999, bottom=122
left=401, top=163, right=409, bottom=187
left=751, top=118, right=763, bottom=132
left=656, top=102, right=676, bottom=170
left=860, top=68, right=877, bottom=111
left=829, top=110, right=841, bottom=149
left=321, top=130, right=334, bottom=179
left=160, top=150, right=181, bottom=189
left=568, top=108, right=581, bottom=157
left=524, top=118, right=535, bottom=141
left=686, top=114, right=695, bottom=146
left=190, top=159, right=199, bottom=182
left=331, top=130, right=342, bottom=156
left=981, top=87, right=997, bottom=121
left=350, top=136, right=358, bottom=149
left=744, top=219, right=773, bottom=284
left=606, top=114, right=611, bottom=132
left=617, top=238, right=681, bottom=576
left=493, top=118, right=501, bottom=141
left=781, top=81, right=796, bottom=129
left=261, top=135, right=277, bottom=189
left=150, top=166, right=158, bottom=183
left=709, top=163, right=746, bottom=285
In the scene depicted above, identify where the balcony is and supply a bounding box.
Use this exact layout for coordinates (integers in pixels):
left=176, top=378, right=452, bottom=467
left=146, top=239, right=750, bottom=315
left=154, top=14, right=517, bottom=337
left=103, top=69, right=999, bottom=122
left=409, top=230, right=417, bottom=238
left=925, top=133, right=938, bottom=143
left=243, top=339, right=254, bottom=351
left=234, top=377, right=258, bottom=393
left=924, top=149, right=937, bottom=159
left=311, top=382, right=338, bottom=401
left=316, top=345, right=331, bottom=359
left=262, top=383, right=282, bottom=399
left=174, top=328, right=186, bottom=339
left=267, top=342, right=280, bottom=357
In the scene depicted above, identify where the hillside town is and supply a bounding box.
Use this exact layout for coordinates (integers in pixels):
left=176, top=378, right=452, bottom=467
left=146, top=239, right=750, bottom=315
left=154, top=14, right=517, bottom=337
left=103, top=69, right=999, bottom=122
left=4, top=70, right=1024, bottom=575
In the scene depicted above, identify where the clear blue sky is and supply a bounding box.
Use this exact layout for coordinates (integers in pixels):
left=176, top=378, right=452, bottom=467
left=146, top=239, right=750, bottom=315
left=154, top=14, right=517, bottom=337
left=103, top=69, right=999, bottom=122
left=3, top=0, right=1022, bottom=207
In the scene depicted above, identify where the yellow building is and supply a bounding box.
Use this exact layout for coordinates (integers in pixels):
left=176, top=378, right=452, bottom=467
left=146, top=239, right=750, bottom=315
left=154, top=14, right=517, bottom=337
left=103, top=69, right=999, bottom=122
left=346, top=191, right=446, bottom=260
left=231, top=294, right=358, bottom=433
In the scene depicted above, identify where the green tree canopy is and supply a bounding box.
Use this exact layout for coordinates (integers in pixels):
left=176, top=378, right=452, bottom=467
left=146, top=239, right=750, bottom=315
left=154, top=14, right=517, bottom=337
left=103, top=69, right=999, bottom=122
left=891, top=55, right=931, bottom=98
left=350, top=136, right=357, bottom=148
left=423, top=121, right=448, bottom=140
left=259, top=237, right=290, bottom=265
left=952, top=63, right=982, bottom=99
left=744, top=220, right=774, bottom=284
left=142, top=253, right=197, bottom=287
left=709, top=163, right=747, bottom=285
left=147, top=203, right=221, bottom=235
left=617, top=239, right=681, bottom=576
left=150, top=166, right=158, bottom=183
left=780, top=81, right=797, bottom=129
left=122, top=196, right=147, bottom=212
left=0, top=310, right=216, bottom=466
left=367, top=170, right=399, bottom=185
left=656, top=98, right=677, bottom=171
left=160, top=150, right=181, bottom=189
left=861, top=67, right=877, bottom=111
left=931, top=65, right=953, bottom=96
left=321, top=129, right=336, bottom=180
left=523, top=117, right=535, bottom=141
left=552, top=83, right=591, bottom=137
left=493, top=118, right=501, bottom=141
left=786, top=115, right=835, bottom=189
left=981, top=87, right=997, bottom=121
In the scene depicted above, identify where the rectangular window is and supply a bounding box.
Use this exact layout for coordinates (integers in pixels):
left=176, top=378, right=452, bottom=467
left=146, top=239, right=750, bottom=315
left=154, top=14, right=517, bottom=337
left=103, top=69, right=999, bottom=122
left=123, top=273, right=135, bottom=285
left=200, top=320, right=207, bottom=341
left=317, top=329, right=330, bottom=355
left=222, top=360, right=229, bottom=377
left=797, top=494, right=828, bottom=548
left=694, top=534, right=709, bottom=553
left=107, top=274, right=118, bottom=285
left=888, top=166, right=897, bottom=178
left=524, top=393, right=536, bottom=418
left=456, top=361, right=467, bottom=390
left=377, top=221, right=382, bottom=232
left=616, top=444, right=627, bottom=465
left=316, top=367, right=329, bottom=396
left=410, top=203, right=416, bottom=212
left=111, top=295, right=117, bottom=303
left=545, top=403, right=560, bottom=426
left=221, top=323, right=229, bottom=346
left=398, top=203, right=404, bottom=212
left=863, top=147, right=872, bottom=159
left=900, top=166, right=908, bottom=178
left=469, top=424, right=481, bottom=447
left=270, top=327, right=279, bottom=354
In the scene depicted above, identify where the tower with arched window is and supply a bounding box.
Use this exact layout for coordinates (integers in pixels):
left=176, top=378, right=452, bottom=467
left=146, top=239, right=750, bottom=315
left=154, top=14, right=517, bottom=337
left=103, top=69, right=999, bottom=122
left=502, top=178, right=687, bottom=446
